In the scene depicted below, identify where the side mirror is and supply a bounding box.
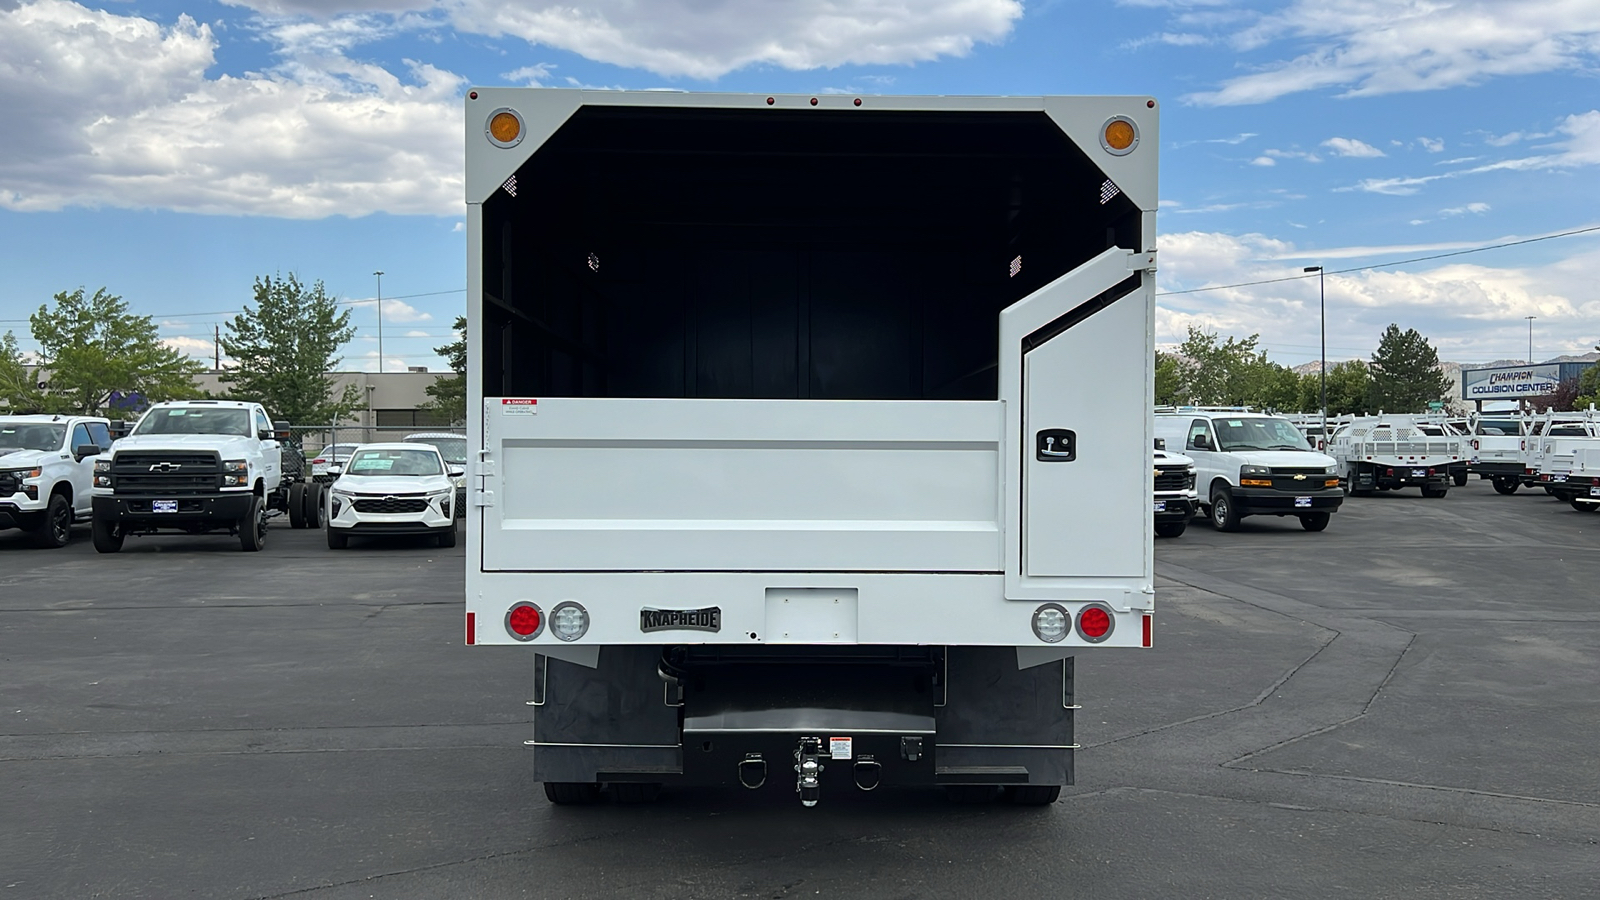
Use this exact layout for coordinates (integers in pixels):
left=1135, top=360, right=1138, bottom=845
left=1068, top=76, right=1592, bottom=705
left=75, top=443, right=102, bottom=462
left=258, top=429, right=273, bottom=441
left=1193, top=435, right=1211, bottom=450
left=448, top=467, right=466, bottom=478
left=328, top=465, right=343, bottom=476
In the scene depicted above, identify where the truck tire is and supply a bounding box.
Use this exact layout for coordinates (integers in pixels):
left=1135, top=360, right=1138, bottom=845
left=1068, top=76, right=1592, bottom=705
left=92, top=515, right=124, bottom=553
left=1420, top=485, right=1447, bottom=499
left=31, top=492, right=73, bottom=549
left=945, top=785, right=1001, bottom=803
left=288, top=482, right=307, bottom=529
left=1453, top=469, right=1468, bottom=487
left=1570, top=497, right=1596, bottom=512
left=1299, top=512, right=1331, bottom=532
left=1209, top=487, right=1241, bottom=532
left=239, top=494, right=266, bottom=552
left=326, top=526, right=349, bottom=550
left=302, top=483, right=324, bottom=528
left=436, top=524, right=457, bottom=548
left=1154, top=520, right=1187, bottom=538
left=1492, top=476, right=1519, bottom=495
left=611, top=782, right=662, bottom=804
left=543, top=782, right=601, bottom=805
left=1007, top=785, right=1061, bottom=806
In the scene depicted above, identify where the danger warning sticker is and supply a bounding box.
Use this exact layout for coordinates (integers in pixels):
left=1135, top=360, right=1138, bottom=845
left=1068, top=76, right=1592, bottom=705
left=501, top=398, right=537, bottom=416
left=829, top=737, right=853, bottom=760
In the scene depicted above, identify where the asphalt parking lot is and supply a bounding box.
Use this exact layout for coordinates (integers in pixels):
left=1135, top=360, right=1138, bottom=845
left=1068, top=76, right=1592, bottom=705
left=5, top=484, right=1599, bottom=899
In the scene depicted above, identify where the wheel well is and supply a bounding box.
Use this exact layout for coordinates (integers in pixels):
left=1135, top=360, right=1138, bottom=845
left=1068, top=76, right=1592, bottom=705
left=1207, top=477, right=1232, bottom=499
left=52, top=482, right=72, bottom=502
left=254, top=479, right=266, bottom=496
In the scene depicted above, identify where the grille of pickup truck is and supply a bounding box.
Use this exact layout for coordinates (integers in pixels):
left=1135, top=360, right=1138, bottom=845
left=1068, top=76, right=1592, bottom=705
left=0, top=471, right=19, bottom=497
left=112, top=452, right=222, bottom=495
left=1153, top=468, right=1192, bottom=491
left=352, top=496, right=429, bottom=514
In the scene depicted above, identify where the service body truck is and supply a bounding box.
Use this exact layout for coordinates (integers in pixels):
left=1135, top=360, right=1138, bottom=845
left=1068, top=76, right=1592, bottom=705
left=1468, top=409, right=1532, bottom=494
left=463, top=90, right=1159, bottom=805
left=1529, top=412, right=1600, bottom=502
left=1331, top=415, right=1465, bottom=498
left=90, top=400, right=326, bottom=552
left=0, top=415, right=113, bottom=547
left=1560, top=447, right=1600, bottom=512
left=1152, top=444, right=1198, bottom=538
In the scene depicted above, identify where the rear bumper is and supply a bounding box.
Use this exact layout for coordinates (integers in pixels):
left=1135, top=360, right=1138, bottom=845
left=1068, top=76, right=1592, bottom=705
left=93, top=493, right=253, bottom=529
left=1469, top=461, right=1523, bottom=477
left=1232, top=487, right=1343, bottom=515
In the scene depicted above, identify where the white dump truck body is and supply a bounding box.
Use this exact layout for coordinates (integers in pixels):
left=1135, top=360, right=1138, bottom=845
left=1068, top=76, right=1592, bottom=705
left=462, top=89, right=1158, bottom=803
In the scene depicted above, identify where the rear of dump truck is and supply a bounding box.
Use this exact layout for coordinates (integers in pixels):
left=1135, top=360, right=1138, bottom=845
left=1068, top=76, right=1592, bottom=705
left=463, top=90, right=1157, bottom=806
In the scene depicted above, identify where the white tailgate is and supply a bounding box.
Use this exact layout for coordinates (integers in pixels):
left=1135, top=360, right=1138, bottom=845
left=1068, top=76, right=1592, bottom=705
left=479, top=398, right=1001, bottom=572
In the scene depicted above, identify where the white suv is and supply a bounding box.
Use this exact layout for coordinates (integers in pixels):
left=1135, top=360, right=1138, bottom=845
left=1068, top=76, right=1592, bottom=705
left=1154, top=411, right=1343, bottom=532
left=325, top=443, right=463, bottom=549
left=0, top=415, right=111, bottom=547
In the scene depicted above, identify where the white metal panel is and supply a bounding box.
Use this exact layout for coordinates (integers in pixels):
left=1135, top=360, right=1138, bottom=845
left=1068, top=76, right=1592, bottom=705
left=1021, top=274, right=1150, bottom=578
left=480, top=398, right=1002, bottom=573
left=1000, top=249, right=1155, bottom=598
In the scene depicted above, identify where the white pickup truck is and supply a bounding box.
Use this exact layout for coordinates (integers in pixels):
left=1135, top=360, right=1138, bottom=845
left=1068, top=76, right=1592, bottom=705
left=90, top=400, right=325, bottom=552
left=0, top=415, right=113, bottom=548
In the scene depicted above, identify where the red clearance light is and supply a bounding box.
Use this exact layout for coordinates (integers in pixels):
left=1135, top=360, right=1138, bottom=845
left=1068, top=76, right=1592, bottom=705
left=505, top=602, right=543, bottom=640
left=466, top=612, right=476, bottom=645
left=1077, top=605, right=1114, bottom=642
left=1142, top=614, right=1152, bottom=648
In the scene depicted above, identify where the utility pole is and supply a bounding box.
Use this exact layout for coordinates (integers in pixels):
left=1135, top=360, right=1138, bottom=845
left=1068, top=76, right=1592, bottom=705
left=1305, top=266, right=1326, bottom=446
left=1525, top=315, right=1536, bottom=364
left=374, top=270, right=386, bottom=374
left=213, top=324, right=220, bottom=371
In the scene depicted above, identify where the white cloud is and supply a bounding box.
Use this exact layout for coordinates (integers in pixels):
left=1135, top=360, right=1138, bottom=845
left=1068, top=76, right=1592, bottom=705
left=1185, top=0, right=1600, bottom=106
left=1250, top=156, right=1276, bottom=166
left=404, top=329, right=431, bottom=337
left=502, top=63, right=556, bottom=85
left=1419, top=137, right=1445, bottom=153
left=1264, top=148, right=1321, bottom=163
left=1441, top=202, right=1491, bottom=216
left=1155, top=229, right=1600, bottom=364
left=0, top=0, right=464, bottom=218
left=1346, top=109, right=1600, bottom=194
left=447, top=0, right=1024, bottom=79
left=1322, top=137, right=1385, bottom=158
left=163, top=335, right=217, bottom=359
left=379, top=298, right=431, bottom=322
left=223, top=0, right=435, bottom=15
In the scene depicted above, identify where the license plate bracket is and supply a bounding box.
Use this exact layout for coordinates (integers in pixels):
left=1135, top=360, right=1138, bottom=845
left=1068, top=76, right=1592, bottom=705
left=152, top=500, right=178, bottom=513
left=1411, top=469, right=1426, bottom=478
left=1153, top=500, right=1166, bottom=513
left=1294, top=496, right=1312, bottom=508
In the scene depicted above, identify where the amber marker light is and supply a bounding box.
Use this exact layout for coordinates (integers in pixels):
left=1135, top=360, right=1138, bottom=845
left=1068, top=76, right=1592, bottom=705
left=1101, top=116, right=1138, bottom=156
left=487, top=109, right=524, bottom=148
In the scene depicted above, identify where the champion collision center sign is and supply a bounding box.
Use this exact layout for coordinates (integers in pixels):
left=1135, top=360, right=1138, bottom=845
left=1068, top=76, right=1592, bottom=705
left=1461, top=364, right=1562, bottom=399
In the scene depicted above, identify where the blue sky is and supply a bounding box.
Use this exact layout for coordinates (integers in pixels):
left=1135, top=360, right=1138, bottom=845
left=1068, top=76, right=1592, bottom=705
left=2, top=0, right=1597, bottom=372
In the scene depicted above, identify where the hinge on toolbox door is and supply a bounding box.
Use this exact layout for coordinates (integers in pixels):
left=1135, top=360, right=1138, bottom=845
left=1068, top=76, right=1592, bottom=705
left=473, top=491, right=496, bottom=508
left=474, top=449, right=495, bottom=477
left=1127, top=250, right=1157, bottom=273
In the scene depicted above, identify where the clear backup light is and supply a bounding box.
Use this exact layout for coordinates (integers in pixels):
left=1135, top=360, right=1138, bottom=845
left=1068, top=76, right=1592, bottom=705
left=550, top=602, right=590, bottom=642
left=1032, top=604, right=1069, bottom=643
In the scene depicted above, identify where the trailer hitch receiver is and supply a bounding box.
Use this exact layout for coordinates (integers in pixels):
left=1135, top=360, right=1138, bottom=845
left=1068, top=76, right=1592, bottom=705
left=794, top=738, right=824, bottom=807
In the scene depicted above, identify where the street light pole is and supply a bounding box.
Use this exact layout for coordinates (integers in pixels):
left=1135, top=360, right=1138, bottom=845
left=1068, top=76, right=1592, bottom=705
left=1525, top=315, right=1536, bottom=364
left=1305, top=266, right=1326, bottom=446
left=374, top=270, right=385, bottom=374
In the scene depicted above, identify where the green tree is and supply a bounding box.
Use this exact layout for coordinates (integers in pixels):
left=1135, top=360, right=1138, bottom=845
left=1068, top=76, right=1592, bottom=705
left=0, top=331, right=44, bottom=412
left=1297, top=360, right=1373, bottom=415
left=219, top=274, right=363, bottom=424
left=1175, top=327, right=1267, bottom=406
left=423, top=316, right=467, bottom=424
left=1574, top=351, right=1600, bottom=409
left=29, top=288, right=201, bottom=415
left=1253, top=359, right=1303, bottom=412
left=1368, top=324, right=1451, bottom=413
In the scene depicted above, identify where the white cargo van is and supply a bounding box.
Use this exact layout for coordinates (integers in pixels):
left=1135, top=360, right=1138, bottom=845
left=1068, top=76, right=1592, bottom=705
left=1154, top=409, right=1342, bottom=531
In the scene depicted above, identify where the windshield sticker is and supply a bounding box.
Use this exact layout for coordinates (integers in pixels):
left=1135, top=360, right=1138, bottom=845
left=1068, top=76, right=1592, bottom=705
left=351, top=458, right=395, bottom=472
left=1227, top=420, right=1243, bottom=427
left=167, top=409, right=188, bottom=416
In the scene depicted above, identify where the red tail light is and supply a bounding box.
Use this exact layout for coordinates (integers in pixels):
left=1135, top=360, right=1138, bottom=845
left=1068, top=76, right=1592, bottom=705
left=506, top=602, right=543, bottom=640
left=1076, top=605, right=1113, bottom=642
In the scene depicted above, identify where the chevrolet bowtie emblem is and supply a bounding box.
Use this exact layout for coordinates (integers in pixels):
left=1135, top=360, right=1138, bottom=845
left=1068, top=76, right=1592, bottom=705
left=1293, top=474, right=1307, bottom=480
left=149, top=462, right=182, bottom=473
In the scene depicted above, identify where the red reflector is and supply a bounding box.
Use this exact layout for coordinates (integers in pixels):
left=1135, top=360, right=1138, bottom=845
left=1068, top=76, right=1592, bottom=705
left=1079, top=607, right=1111, bottom=639
left=508, top=605, right=541, bottom=636
left=1142, top=614, right=1152, bottom=648
left=466, top=612, right=476, bottom=645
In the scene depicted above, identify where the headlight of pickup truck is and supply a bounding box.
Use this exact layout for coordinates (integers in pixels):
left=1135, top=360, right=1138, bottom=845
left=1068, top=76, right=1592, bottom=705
left=1239, top=464, right=1272, bottom=487
left=11, top=466, right=42, bottom=479
left=222, top=459, right=249, bottom=486
left=94, top=459, right=112, bottom=473
left=1185, top=465, right=1197, bottom=475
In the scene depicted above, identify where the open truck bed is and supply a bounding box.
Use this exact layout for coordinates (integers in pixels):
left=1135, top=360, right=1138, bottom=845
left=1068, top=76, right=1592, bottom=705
left=463, top=90, right=1158, bottom=805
